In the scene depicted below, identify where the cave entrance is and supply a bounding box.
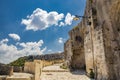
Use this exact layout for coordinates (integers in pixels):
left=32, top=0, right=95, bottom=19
left=71, top=48, right=86, bottom=70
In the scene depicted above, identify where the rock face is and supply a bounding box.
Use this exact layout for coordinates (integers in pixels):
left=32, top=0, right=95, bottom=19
left=64, top=0, right=120, bottom=80
left=84, top=0, right=120, bottom=79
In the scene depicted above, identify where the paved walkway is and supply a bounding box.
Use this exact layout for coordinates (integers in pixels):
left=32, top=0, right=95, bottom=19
left=41, top=64, right=91, bottom=80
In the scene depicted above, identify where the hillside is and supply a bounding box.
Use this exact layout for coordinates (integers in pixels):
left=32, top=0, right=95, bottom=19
left=9, top=53, right=64, bottom=67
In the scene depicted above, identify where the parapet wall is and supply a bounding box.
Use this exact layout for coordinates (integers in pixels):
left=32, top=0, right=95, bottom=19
left=84, top=0, right=120, bottom=79
left=24, top=60, right=42, bottom=80
left=0, top=64, right=13, bottom=76
left=24, top=62, right=35, bottom=74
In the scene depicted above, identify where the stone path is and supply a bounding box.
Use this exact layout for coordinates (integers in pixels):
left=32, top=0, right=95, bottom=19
left=42, top=63, right=69, bottom=72
left=41, top=64, right=91, bottom=80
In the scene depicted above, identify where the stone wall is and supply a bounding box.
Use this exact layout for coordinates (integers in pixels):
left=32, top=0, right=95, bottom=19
left=0, top=64, right=13, bottom=76
left=24, top=60, right=42, bottom=80
left=64, top=0, right=120, bottom=79
left=64, top=39, right=72, bottom=68
left=24, top=62, right=35, bottom=74
left=70, top=22, right=85, bottom=69
left=84, top=0, right=120, bottom=79
left=64, top=22, right=85, bottom=69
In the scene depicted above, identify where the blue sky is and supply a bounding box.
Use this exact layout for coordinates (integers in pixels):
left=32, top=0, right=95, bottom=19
left=0, top=0, right=86, bottom=63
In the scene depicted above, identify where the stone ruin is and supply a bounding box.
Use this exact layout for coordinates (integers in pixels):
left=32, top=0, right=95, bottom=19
left=0, top=63, right=13, bottom=76
left=64, top=0, right=120, bottom=80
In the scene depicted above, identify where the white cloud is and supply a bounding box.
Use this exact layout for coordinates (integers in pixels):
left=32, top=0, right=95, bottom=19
left=48, top=49, right=52, bottom=52
left=8, top=33, right=20, bottom=41
left=21, top=8, right=75, bottom=31
left=59, top=22, right=65, bottom=27
left=64, top=13, right=75, bottom=25
left=0, top=39, right=46, bottom=64
left=21, top=8, right=64, bottom=31
left=0, top=38, right=9, bottom=43
left=58, top=37, right=64, bottom=44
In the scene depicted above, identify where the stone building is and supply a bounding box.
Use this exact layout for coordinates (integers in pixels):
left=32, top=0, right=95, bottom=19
left=64, top=0, right=120, bottom=79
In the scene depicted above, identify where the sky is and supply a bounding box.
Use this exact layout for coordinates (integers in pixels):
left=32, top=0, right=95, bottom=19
left=0, top=0, right=86, bottom=64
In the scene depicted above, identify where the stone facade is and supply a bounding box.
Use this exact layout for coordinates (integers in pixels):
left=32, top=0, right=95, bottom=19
left=64, top=0, right=120, bottom=79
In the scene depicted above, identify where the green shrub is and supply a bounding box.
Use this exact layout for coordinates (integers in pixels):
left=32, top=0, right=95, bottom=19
left=89, top=68, right=95, bottom=79
left=60, top=64, right=68, bottom=69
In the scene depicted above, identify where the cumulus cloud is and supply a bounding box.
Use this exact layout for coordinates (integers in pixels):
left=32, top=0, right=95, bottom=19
left=0, top=39, right=46, bottom=64
left=64, top=13, right=75, bottom=25
left=48, top=49, right=52, bottom=52
left=21, top=8, right=64, bottom=31
left=21, top=8, right=74, bottom=31
left=0, top=38, right=9, bottom=43
left=8, top=33, right=20, bottom=41
left=59, top=22, right=65, bottom=27
left=58, top=37, right=64, bottom=44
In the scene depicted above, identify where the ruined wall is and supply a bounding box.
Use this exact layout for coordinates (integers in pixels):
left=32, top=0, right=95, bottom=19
left=64, top=0, right=120, bottom=79
left=64, top=39, right=72, bottom=68
left=24, top=60, right=42, bottom=80
left=69, top=23, right=85, bottom=69
left=0, top=64, right=13, bottom=76
left=84, top=0, right=120, bottom=79
left=24, top=62, right=35, bottom=74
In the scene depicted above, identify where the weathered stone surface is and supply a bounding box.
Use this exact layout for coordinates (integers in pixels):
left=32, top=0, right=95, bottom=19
left=84, top=0, right=120, bottom=80
left=64, top=22, right=85, bottom=69
left=64, top=0, right=120, bottom=80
